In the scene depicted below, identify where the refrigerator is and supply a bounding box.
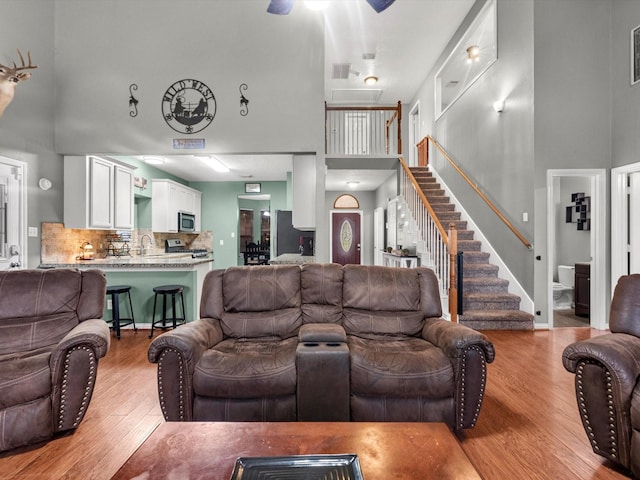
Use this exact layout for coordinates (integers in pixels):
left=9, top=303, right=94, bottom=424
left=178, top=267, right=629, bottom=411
left=275, top=210, right=314, bottom=256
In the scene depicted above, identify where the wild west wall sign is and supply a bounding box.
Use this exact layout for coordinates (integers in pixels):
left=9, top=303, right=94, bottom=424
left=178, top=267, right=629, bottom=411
left=162, top=79, right=216, bottom=134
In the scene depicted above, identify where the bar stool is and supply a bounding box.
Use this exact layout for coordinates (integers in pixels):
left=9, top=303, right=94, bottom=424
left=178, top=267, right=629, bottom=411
left=106, top=285, right=137, bottom=340
left=149, top=284, right=186, bottom=338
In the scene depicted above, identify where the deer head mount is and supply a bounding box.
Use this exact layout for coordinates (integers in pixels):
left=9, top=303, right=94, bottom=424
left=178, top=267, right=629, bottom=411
left=0, top=49, right=38, bottom=119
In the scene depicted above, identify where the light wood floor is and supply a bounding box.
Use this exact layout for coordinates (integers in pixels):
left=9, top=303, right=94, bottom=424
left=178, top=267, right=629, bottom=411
left=0, top=327, right=633, bottom=479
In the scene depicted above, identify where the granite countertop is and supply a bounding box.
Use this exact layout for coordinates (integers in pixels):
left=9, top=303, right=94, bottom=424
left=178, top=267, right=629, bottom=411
left=39, top=253, right=214, bottom=269
left=269, top=253, right=316, bottom=265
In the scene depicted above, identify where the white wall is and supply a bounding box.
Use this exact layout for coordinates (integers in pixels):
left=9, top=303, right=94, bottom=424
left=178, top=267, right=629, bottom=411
left=53, top=0, right=325, bottom=155
left=554, top=177, right=591, bottom=277
left=0, top=0, right=60, bottom=267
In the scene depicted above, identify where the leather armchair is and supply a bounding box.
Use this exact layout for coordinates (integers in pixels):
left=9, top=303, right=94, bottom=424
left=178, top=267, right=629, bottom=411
left=563, top=274, right=640, bottom=477
left=0, top=268, right=110, bottom=452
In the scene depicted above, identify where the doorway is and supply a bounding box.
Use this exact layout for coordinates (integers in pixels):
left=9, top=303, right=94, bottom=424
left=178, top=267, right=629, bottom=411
left=611, top=162, right=640, bottom=288
left=330, top=210, right=362, bottom=265
left=0, top=156, right=26, bottom=270
left=546, top=169, right=606, bottom=329
left=237, top=194, right=270, bottom=266
left=408, top=101, right=420, bottom=167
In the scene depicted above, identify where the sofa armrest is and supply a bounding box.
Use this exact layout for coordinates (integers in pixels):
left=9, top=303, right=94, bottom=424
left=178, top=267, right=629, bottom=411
left=49, top=319, right=111, bottom=432
left=422, top=318, right=495, bottom=430
left=299, top=323, right=347, bottom=343
left=147, top=318, right=224, bottom=421
left=562, top=333, right=640, bottom=469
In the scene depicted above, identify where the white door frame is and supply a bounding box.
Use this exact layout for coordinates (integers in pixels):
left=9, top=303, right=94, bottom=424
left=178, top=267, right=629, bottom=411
left=408, top=101, right=420, bottom=167
left=0, top=155, right=27, bottom=270
left=612, top=162, right=640, bottom=288
left=373, top=207, right=384, bottom=266
left=546, top=169, right=606, bottom=329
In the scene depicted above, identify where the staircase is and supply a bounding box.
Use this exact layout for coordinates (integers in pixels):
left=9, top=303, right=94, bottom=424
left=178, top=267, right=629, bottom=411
left=410, top=167, right=534, bottom=330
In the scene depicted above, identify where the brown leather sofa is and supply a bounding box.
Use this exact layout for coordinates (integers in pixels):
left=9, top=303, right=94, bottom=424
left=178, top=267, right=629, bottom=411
left=563, top=274, right=640, bottom=477
left=0, top=268, right=110, bottom=452
left=148, top=263, right=495, bottom=430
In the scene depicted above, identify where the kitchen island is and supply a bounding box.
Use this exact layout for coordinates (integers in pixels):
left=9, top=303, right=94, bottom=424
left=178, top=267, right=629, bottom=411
left=39, top=254, right=214, bottom=331
left=269, top=253, right=316, bottom=265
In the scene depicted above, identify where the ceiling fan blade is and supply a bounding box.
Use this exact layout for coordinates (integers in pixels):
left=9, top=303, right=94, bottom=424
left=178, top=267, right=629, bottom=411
left=366, top=0, right=395, bottom=13
left=267, top=0, right=295, bottom=15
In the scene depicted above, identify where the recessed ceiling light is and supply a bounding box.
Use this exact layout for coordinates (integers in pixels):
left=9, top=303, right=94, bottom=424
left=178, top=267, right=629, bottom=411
left=142, top=156, right=165, bottom=165
left=347, top=181, right=360, bottom=188
left=364, top=76, right=378, bottom=86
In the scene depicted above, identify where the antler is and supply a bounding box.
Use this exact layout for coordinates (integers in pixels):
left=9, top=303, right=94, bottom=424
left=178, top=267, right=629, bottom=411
left=11, top=49, right=38, bottom=72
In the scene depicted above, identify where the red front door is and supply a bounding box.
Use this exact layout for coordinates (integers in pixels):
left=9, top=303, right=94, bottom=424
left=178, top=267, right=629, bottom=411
left=331, top=212, right=361, bottom=265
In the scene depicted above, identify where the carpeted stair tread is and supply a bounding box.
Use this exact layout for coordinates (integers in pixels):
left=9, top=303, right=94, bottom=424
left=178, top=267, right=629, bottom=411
left=462, top=276, right=509, bottom=293
left=458, top=310, right=535, bottom=330
left=461, top=251, right=490, bottom=263
left=463, top=292, right=521, bottom=310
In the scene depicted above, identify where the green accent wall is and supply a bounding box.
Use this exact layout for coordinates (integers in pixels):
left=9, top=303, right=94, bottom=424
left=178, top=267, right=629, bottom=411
left=190, top=181, right=288, bottom=269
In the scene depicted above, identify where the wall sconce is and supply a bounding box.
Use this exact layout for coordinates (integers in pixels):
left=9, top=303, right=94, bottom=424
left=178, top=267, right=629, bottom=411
left=466, top=45, right=480, bottom=63
left=493, top=100, right=505, bottom=113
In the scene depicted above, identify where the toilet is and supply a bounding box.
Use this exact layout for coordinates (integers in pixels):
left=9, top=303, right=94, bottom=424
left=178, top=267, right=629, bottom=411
left=553, top=265, right=574, bottom=309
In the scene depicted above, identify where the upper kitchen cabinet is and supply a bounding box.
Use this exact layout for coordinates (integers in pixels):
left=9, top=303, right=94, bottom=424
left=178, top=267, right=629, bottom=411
left=152, top=179, right=201, bottom=233
left=292, top=154, right=316, bottom=230
left=64, top=156, right=135, bottom=230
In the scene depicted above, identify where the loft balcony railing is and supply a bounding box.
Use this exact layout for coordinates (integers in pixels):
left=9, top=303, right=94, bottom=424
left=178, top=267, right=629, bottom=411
left=325, top=101, right=402, bottom=156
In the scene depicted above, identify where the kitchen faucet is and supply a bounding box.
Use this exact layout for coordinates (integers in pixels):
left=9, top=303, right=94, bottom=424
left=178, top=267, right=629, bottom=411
left=140, top=234, right=153, bottom=256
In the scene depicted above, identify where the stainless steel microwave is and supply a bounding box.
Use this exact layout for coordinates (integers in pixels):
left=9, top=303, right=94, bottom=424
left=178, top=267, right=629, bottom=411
left=178, top=211, right=196, bottom=232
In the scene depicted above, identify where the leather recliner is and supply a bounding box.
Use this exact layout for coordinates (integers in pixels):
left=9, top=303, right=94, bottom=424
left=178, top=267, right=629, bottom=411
left=148, top=263, right=495, bottom=430
left=0, top=268, right=110, bottom=452
left=563, top=274, right=640, bottom=477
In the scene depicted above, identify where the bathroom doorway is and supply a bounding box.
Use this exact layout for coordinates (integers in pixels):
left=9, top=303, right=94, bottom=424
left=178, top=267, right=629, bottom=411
left=546, top=169, right=606, bottom=329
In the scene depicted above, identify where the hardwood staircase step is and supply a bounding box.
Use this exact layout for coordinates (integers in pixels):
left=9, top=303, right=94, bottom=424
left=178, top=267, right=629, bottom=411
left=458, top=310, right=535, bottom=330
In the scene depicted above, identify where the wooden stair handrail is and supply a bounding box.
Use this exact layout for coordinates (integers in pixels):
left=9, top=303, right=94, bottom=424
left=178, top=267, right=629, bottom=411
left=426, top=135, right=533, bottom=250
left=398, top=156, right=448, bottom=242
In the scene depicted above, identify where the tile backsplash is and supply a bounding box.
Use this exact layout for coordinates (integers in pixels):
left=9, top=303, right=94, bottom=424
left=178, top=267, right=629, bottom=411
left=40, top=223, right=213, bottom=264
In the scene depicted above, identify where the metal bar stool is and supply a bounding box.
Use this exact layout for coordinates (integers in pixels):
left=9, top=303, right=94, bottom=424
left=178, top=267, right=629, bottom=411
left=106, top=285, right=137, bottom=340
left=149, top=284, right=186, bottom=338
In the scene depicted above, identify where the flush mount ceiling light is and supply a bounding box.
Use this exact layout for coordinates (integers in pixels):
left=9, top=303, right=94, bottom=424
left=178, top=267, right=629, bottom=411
left=347, top=181, right=360, bottom=188
left=364, top=76, right=378, bottom=86
left=142, top=156, right=165, bottom=165
left=304, top=0, right=329, bottom=11
left=466, top=45, right=480, bottom=63
left=195, top=155, right=230, bottom=173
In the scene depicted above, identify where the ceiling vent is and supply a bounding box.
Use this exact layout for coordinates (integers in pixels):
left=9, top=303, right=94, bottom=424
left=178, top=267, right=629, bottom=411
left=332, top=63, right=352, bottom=79
left=362, top=53, right=376, bottom=60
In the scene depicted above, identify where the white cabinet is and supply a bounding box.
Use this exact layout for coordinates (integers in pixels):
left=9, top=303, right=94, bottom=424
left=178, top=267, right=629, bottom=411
left=292, top=154, right=316, bottom=230
left=64, top=156, right=135, bottom=230
left=152, top=179, right=201, bottom=233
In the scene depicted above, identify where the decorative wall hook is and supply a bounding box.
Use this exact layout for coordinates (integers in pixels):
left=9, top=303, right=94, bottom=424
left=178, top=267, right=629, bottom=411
left=129, top=84, right=139, bottom=117
left=239, top=83, right=249, bottom=116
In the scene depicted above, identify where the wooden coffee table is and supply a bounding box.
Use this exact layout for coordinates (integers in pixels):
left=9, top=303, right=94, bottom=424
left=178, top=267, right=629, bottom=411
left=112, top=422, right=481, bottom=479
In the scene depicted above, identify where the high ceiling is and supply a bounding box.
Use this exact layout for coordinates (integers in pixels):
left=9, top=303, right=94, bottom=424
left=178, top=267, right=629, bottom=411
left=120, top=0, right=474, bottom=190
